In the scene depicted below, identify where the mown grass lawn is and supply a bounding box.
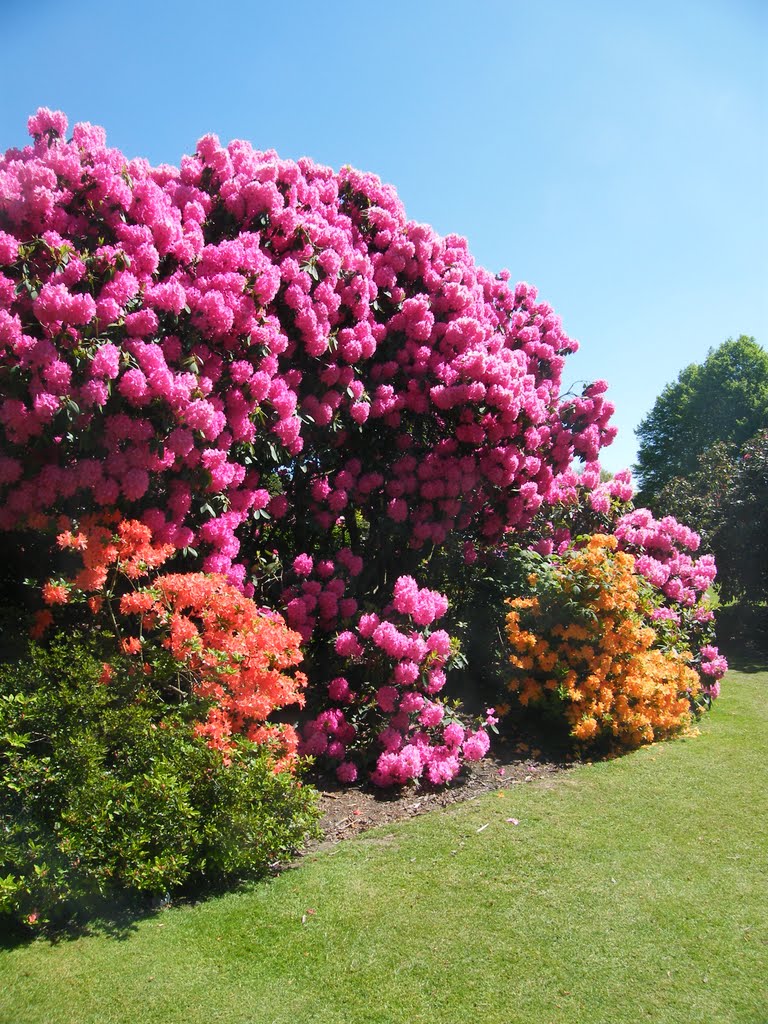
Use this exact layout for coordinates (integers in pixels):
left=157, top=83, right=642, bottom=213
left=2, top=661, right=766, bottom=1024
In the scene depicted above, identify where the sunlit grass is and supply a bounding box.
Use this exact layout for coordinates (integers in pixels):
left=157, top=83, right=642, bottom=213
left=1, top=664, right=766, bottom=1024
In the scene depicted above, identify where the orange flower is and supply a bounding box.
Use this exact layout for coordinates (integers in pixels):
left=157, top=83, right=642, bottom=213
left=36, top=514, right=309, bottom=771
left=41, top=582, right=69, bottom=606
left=505, top=534, right=700, bottom=751
left=30, top=609, right=53, bottom=639
left=120, top=636, right=142, bottom=655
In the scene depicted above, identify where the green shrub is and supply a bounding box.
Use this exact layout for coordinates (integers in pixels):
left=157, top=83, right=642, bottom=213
left=0, top=632, right=319, bottom=929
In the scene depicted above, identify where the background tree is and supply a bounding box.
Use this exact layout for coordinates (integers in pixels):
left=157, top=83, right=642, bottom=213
left=715, top=429, right=768, bottom=606
left=634, top=336, right=768, bottom=506
left=646, top=428, right=767, bottom=666
left=653, top=440, right=738, bottom=557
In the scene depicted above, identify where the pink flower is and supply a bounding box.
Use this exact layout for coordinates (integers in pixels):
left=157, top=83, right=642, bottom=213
left=328, top=676, right=351, bottom=702
left=399, top=691, right=425, bottom=713
left=462, top=729, right=490, bottom=761
left=335, top=631, right=364, bottom=658
left=424, top=750, right=460, bottom=785
left=427, top=630, right=451, bottom=659
left=378, top=726, right=404, bottom=752
left=336, top=761, right=358, bottom=784
left=302, top=732, right=328, bottom=756
left=418, top=702, right=444, bottom=727
left=700, top=646, right=728, bottom=681
left=357, top=613, right=380, bottom=638
left=372, top=621, right=410, bottom=658
left=28, top=107, right=68, bottom=139
left=327, top=740, right=346, bottom=760
left=425, top=668, right=446, bottom=693
left=293, top=553, right=313, bottom=576
left=376, top=685, right=399, bottom=713
left=442, top=722, right=465, bottom=748
left=392, top=575, right=419, bottom=615
left=393, top=660, right=420, bottom=685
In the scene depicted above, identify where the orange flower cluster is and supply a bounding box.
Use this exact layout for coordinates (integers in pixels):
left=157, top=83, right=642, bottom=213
left=505, top=535, right=701, bottom=750
left=135, top=572, right=307, bottom=769
left=40, top=516, right=307, bottom=769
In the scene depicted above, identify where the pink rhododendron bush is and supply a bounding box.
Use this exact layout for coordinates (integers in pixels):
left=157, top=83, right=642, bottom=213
left=2, top=108, right=624, bottom=786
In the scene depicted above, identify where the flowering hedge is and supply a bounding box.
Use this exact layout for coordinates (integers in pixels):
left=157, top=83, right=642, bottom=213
left=0, top=110, right=615, bottom=595
left=0, top=109, right=621, bottom=784
left=504, top=534, right=709, bottom=749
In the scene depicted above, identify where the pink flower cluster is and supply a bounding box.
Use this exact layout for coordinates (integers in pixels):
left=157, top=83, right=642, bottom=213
left=699, top=645, right=728, bottom=688
left=281, top=548, right=362, bottom=641
left=0, top=110, right=615, bottom=598
left=614, top=508, right=716, bottom=608
left=299, top=576, right=492, bottom=786
left=610, top=509, right=727, bottom=689
left=532, top=463, right=633, bottom=556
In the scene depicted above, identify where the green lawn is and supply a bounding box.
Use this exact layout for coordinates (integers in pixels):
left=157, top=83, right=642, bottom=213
left=2, top=663, right=766, bottom=1024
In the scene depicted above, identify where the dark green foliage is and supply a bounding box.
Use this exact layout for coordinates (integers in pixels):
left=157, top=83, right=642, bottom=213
left=0, top=632, right=319, bottom=929
left=431, top=543, right=541, bottom=708
left=653, top=440, right=737, bottom=553
left=713, top=430, right=768, bottom=604
left=654, top=429, right=768, bottom=606
left=635, top=336, right=768, bottom=504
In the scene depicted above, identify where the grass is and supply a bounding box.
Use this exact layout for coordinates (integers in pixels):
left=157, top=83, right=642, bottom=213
left=1, top=663, right=767, bottom=1024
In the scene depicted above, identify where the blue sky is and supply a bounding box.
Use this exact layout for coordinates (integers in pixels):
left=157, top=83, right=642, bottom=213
left=2, top=0, right=765, bottom=473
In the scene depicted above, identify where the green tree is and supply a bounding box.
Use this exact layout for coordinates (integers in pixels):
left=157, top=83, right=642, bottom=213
left=716, top=429, right=768, bottom=605
left=653, top=440, right=737, bottom=555
left=654, top=429, right=768, bottom=608
left=634, top=336, right=768, bottom=505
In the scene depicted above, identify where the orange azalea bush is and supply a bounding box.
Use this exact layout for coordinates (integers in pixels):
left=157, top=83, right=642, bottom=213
left=504, top=534, right=703, bottom=750
left=37, top=514, right=307, bottom=769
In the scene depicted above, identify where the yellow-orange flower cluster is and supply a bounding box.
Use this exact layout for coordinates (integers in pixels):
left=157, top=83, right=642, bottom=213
left=505, top=535, right=701, bottom=750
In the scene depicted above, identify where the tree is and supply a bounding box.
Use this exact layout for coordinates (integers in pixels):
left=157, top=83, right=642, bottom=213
left=654, top=428, right=768, bottom=607
left=634, top=337, right=768, bottom=505
left=653, top=439, right=738, bottom=556
left=715, top=429, right=768, bottom=605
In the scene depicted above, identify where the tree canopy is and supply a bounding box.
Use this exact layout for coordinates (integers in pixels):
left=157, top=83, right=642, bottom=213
left=634, top=336, right=768, bottom=504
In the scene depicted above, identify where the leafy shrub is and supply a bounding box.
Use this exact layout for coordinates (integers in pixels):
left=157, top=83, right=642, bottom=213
left=0, top=632, right=319, bottom=930
left=38, top=514, right=308, bottom=767
left=503, top=535, right=709, bottom=751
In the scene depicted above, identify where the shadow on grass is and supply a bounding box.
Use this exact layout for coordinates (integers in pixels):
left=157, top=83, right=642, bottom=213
left=0, top=896, right=156, bottom=950
left=720, top=646, right=768, bottom=674
left=0, top=868, right=292, bottom=951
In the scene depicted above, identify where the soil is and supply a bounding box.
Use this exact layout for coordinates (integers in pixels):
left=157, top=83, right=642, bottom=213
left=298, top=736, right=573, bottom=856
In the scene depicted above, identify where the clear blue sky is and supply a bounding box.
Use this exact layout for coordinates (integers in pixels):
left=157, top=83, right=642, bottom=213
left=2, top=0, right=766, bottom=473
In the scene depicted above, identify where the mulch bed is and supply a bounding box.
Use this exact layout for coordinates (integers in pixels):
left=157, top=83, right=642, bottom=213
left=299, top=738, right=573, bottom=856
